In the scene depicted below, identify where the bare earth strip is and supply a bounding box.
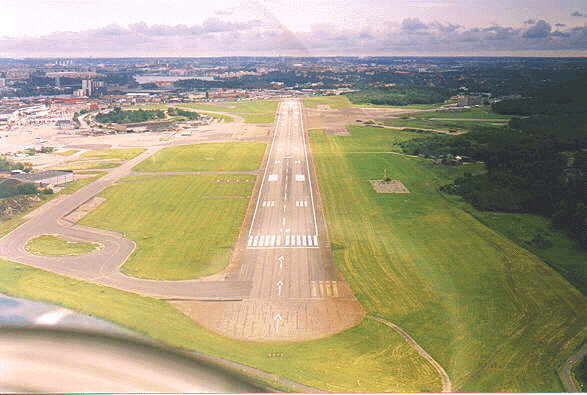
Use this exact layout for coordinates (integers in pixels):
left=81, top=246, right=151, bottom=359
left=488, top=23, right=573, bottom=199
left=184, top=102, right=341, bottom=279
left=368, top=316, right=452, bottom=393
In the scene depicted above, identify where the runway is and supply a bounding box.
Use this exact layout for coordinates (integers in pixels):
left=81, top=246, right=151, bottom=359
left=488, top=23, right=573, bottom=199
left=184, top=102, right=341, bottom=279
left=0, top=99, right=363, bottom=341
left=176, top=100, right=364, bottom=341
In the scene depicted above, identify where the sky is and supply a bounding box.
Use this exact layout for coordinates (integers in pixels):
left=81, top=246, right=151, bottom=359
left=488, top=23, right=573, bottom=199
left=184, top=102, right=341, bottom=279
left=0, top=0, right=586, bottom=57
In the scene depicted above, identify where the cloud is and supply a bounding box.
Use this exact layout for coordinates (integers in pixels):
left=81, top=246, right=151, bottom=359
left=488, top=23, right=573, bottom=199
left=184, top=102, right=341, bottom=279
left=0, top=17, right=586, bottom=57
left=401, top=18, right=429, bottom=32
left=523, top=20, right=551, bottom=38
left=571, top=11, right=586, bottom=17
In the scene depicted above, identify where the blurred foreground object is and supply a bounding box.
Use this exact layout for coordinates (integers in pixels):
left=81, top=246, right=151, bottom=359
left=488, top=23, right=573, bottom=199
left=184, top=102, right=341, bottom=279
left=0, top=328, right=266, bottom=393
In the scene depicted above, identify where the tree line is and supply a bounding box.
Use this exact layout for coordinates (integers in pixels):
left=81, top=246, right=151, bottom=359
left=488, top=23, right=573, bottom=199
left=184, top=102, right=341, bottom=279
left=400, top=74, right=587, bottom=249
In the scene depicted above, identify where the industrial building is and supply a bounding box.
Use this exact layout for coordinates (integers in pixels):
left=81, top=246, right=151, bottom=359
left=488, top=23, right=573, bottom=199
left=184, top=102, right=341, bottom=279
left=12, top=170, right=74, bottom=187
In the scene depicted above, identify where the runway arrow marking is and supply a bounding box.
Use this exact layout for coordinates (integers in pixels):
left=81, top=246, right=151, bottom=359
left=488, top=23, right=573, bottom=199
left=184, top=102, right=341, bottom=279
left=278, top=256, right=285, bottom=269
left=274, top=313, right=283, bottom=334
left=276, top=280, right=284, bottom=296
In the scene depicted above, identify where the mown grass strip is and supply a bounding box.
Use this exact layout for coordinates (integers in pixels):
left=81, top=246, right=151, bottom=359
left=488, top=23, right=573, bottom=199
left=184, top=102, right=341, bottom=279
left=0, top=257, right=442, bottom=393
left=309, top=127, right=587, bottom=392
left=80, top=148, right=146, bottom=161
left=25, top=234, right=100, bottom=256
left=80, top=175, right=254, bottom=280
left=133, top=142, right=266, bottom=173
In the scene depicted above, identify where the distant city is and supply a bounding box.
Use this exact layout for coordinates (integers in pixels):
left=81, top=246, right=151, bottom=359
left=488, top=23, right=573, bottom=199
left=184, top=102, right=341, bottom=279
left=1, top=56, right=585, bottom=136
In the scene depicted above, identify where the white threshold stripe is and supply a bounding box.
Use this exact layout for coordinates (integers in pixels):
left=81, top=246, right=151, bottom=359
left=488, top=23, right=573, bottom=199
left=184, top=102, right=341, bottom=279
left=247, top=234, right=319, bottom=248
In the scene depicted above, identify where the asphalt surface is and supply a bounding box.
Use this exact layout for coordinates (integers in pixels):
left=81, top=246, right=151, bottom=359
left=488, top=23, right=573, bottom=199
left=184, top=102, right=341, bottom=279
left=175, top=100, right=364, bottom=341
left=0, top=145, right=251, bottom=300
left=0, top=99, right=363, bottom=341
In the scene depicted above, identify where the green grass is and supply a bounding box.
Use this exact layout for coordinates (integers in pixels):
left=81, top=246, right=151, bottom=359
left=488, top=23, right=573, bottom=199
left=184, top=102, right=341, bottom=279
left=384, top=118, right=501, bottom=131
left=80, top=175, right=254, bottom=280
left=55, top=149, right=80, bottom=156
left=54, top=162, right=121, bottom=171
left=303, top=96, right=352, bottom=109
left=336, top=125, right=432, bottom=153
left=0, top=196, right=53, bottom=239
left=303, top=96, right=446, bottom=110
left=25, top=234, right=100, bottom=256
left=0, top=257, right=441, bottom=392
left=59, top=172, right=106, bottom=194
left=125, top=105, right=237, bottom=123
left=0, top=173, right=105, bottom=239
left=459, top=208, right=587, bottom=296
left=359, top=102, right=444, bottom=109
left=179, top=100, right=278, bottom=123
left=309, top=127, right=587, bottom=392
left=80, top=148, right=145, bottom=161
left=408, top=106, right=511, bottom=120
left=133, top=143, right=266, bottom=172
left=198, top=111, right=236, bottom=123
left=577, top=353, right=587, bottom=391
left=238, top=113, right=275, bottom=123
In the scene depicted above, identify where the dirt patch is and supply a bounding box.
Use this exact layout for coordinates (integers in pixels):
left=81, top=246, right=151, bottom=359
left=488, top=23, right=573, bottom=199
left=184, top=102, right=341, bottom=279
left=64, top=197, right=106, bottom=223
left=369, top=180, right=410, bottom=194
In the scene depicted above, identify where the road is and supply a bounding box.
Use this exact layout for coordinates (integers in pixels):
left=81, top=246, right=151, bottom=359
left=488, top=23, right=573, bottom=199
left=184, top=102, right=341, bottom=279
left=559, top=342, right=587, bottom=392
left=0, top=147, right=252, bottom=299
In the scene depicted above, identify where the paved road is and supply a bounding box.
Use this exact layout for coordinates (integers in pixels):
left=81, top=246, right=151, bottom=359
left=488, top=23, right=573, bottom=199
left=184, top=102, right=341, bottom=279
left=368, top=316, right=452, bottom=393
left=559, top=342, right=587, bottom=392
left=0, top=146, right=251, bottom=300
left=175, top=100, right=364, bottom=341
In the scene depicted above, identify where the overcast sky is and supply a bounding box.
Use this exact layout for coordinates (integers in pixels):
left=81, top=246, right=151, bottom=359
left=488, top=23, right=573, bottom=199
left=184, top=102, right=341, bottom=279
left=1, top=0, right=586, bottom=57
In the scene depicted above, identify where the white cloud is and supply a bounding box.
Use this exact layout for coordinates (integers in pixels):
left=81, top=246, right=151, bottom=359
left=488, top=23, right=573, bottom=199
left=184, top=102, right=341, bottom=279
left=0, top=17, right=586, bottom=57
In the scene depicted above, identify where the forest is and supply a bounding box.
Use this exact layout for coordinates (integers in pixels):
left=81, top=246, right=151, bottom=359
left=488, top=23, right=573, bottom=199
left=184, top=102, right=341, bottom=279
left=400, top=74, right=587, bottom=249
left=344, top=87, right=451, bottom=106
left=95, top=108, right=165, bottom=124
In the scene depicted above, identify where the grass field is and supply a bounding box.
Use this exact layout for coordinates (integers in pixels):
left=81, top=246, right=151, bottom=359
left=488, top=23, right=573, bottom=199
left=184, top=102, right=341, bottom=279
left=408, top=106, right=511, bottom=120
left=384, top=118, right=504, bottom=131
left=59, top=172, right=107, bottom=194
left=303, top=95, right=352, bottom=109
left=25, top=234, right=100, bottom=256
left=337, top=125, right=432, bottom=152
left=125, top=105, right=236, bottom=123
left=179, top=100, right=278, bottom=123
left=457, top=208, right=587, bottom=296
left=133, top=142, right=266, bottom=172
left=80, top=148, right=145, bottom=161
left=303, top=95, right=446, bottom=110
left=309, top=127, right=587, bottom=392
left=80, top=174, right=254, bottom=280
left=198, top=111, right=236, bottom=123
left=0, top=172, right=105, bottom=239
left=55, top=149, right=80, bottom=156
left=0, top=256, right=441, bottom=392
left=54, top=162, right=121, bottom=171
